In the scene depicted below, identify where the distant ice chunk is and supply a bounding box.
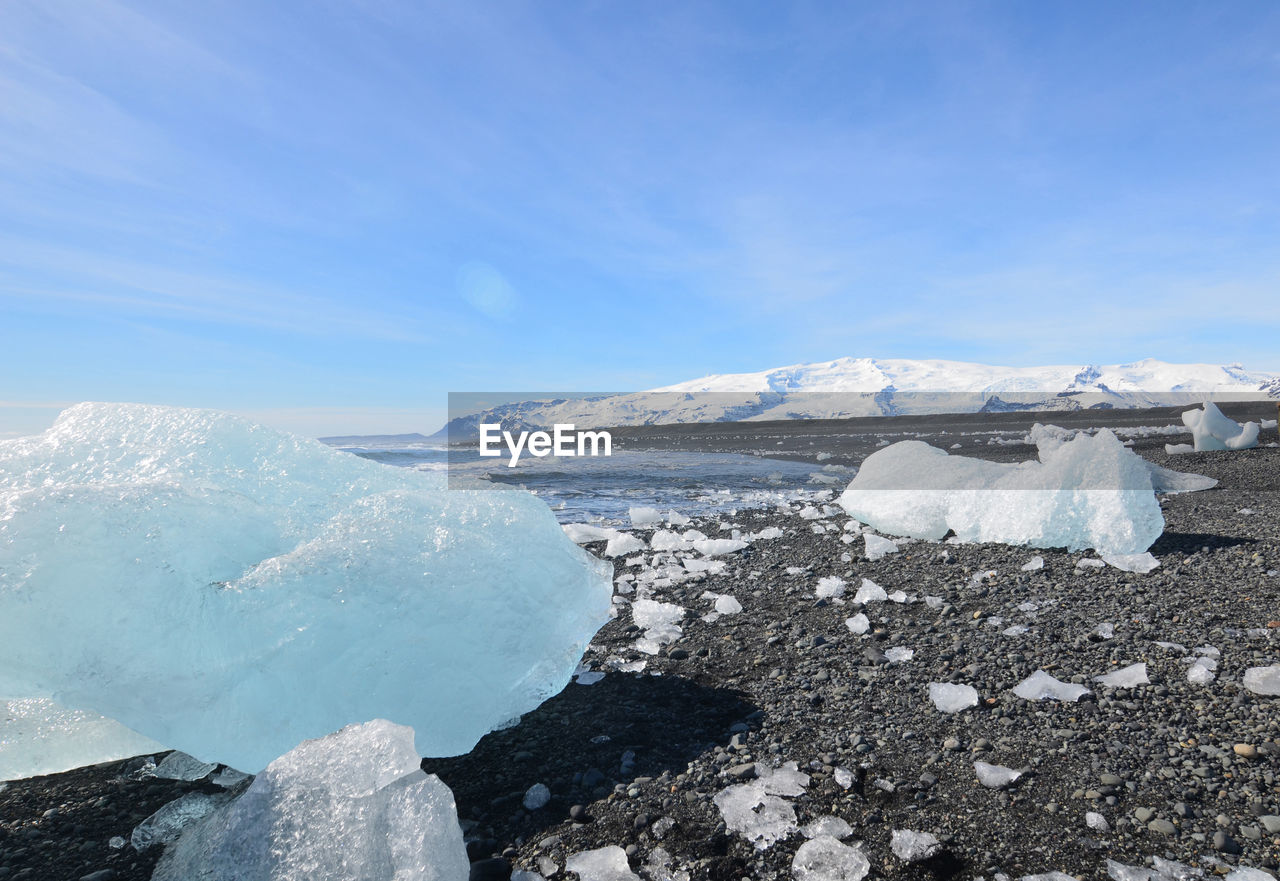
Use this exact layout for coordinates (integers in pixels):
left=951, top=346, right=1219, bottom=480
left=803, top=816, right=854, bottom=839
left=929, top=683, right=978, bottom=713
left=1013, top=671, right=1090, bottom=702
left=974, top=761, right=1021, bottom=789
left=712, top=762, right=810, bottom=851
left=693, top=538, right=748, bottom=557
left=0, top=697, right=166, bottom=782
left=565, top=523, right=624, bottom=544
left=1182, top=402, right=1259, bottom=451
left=1164, top=443, right=1195, bottom=455
left=1094, top=663, right=1148, bottom=688
left=1102, top=552, right=1160, bottom=574
left=885, top=647, right=914, bottom=664
left=1085, top=811, right=1109, bottom=832
left=1225, top=869, right=1278, bottom=881
left=153, top=720, right=469, bottom=881
left=1187, top=658, right=1217, bottom=685
left=629, top=506, right=664, bottom=528
left=151, top=751, right=218, bottom=782
left=845, top=614, right=870, bottom=635
left=750, top=526, right=784, bottom=541
left=714, top=595, right=743, bottom=615
left=632, top=599, right=686, bottom=655
left=1106, top=860, right=1154, bottom=881
left=1020, top=556, right=1045, bottom=572
left=853, top=579, right=888, bottom=605
left=604, top=534, right=647, bottom=558
left=1151, top=857, right=1203, bottom=880
left=890, top=829, right=940, bottom=861
left=791, top=836, right=870, bottom=881
left=838, top=431, right=1164, bottom=555
left=864, top=534, right=899, bottom=561
left=1146, top=461, right=1217, bottom=493
left=0, top=404, right=612, bottom=772
left=1021, top=874, right=1079, bottom=881
left=1242, top=665, right=1280, bottom=696
left=833, top=767, right=854, bottom=789
left=816, top=576, right=847, bottom=599
left=565, top=845, right=641, bottom=881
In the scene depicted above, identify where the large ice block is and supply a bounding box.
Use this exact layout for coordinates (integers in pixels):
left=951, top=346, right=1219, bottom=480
left=838, top=430, right=1164, bottom=555
left=0, top=403, right=613, bottom=773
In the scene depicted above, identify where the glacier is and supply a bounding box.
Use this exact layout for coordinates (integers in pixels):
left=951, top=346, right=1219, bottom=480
left=152, top=720, right=470, bottom=881
left=0, top=403, right=613, bottom=775
left=837, top=429, right=1165, bottom=555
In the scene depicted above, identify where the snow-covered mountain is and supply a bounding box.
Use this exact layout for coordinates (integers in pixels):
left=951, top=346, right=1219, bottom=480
left=434, top=357, right=1279, bottom=438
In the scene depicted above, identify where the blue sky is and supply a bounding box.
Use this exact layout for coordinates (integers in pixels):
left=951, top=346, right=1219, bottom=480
left=3, top=1, right=1279, bottom=436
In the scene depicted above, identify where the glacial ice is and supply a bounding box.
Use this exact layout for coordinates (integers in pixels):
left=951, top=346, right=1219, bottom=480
left=1085, top=811, right=1109, bottom=831
left=1182, top=401, right=1259, bottom=451
left=565, top=847, right=642, bottom=881
left=791, top=836, right=870, bottom=881
left=1021, top=556, right=1045, bottom=571
left=153, top=720, right=469, bottom=881
left=853, top=579, right=888, bottom=604
left=631, top=599, right=686, bottom=654
left=151, top=751, right=218, bottom=782
left=0, top=403, right=613, bottom=773
left=928, top=683, right=978, bottom=713
left=816, top=576, right=847, bottom=599
left=885, top=647, right=914, bottom=664
left=838, top=431, right=1165, bottom=555
left=712, top=762, right=809, bottom=850
left=974, top=761, right=1021, bottom=789
left=803, top=816, right=854, bottom=839
left=1094, top=663, right=1148, bottom=688
left=890, top=829, right=940, bottom=861
left=845, top=614, right=870, bottom=635
left=629, top=506, right=664, bottom=527
left=864, top=533, right=899, bottom=560
left=1013, top=671, right=1090, bottom=702
left=1242, top=665, right=1280, bottom=696
left=1102, top=552, right=1160, bottom=574
left=604, top=533, right=647, bottom=558
left=0, top=698, right=165, bottom=781
left=132, top=791, right=233, bottom=851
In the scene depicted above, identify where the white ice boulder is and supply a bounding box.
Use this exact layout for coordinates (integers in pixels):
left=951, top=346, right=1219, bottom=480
left=0, top=404, right=613, bottom=774
left=1182, top=401, right=1260, bottom=451
left=791, top=836, right=870, bottom=881
left=1013, top=671, right=1090, bottom=702
left=838, top=431, right=1164, bottom=555
left=153, top=720, right=469, bottom=881
left=1243, top=665, right=1280, bottom=696
left=928, top=683, right=978, bottom=713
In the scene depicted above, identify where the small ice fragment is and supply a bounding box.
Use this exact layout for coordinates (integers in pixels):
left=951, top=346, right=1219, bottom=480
left=629, top=506, right=664, bottom=528
left=924, top=595, right=943, bottom=609
left=714, top=595, right=742, bottom=615
left=845, top=613, right=870, bottom=635
left=1020, top=556, right=1045, bottom=572
left=523, top=782, right=551, bottom=810
left=928, top=682, right=978, bottom=713
left=1013, top=670, right=1090, bottom=702
left=802, top=816, right=854, bottom=839
left=1155, top=641, right=1187, bottom=652
left=108, top=835, right=126, bottom=849
left=833, top=767, right=854, bottom=789
left=1187, top=659, right=1216, bottom=685
left=211, top=767, right=250, bottom=788
left=853, top=578, right=888, bottom=604
left=1151, top=857, right=1203, bottom=880
left=575, top=671, right=605, bottom=685
left=692, top=538, right=748, bottom=557
left=1101, top=552, right=1160, bottom=574
left=864, top=534, right=899, bottom=561
left=1224, top=869, right=1277, bottom=881
left=565, top=845, right=642, bottom=881
left=887, top=589, right=909, bottom=603
left=1003, top=625, right=1029, bottom=637
left=1165, top=443, right=1195, bottom=455
left=757, top=761, right=809, bottom=796
left=712, top=785, right=797, bottom=850
left=1094, top=663, right=1148, bottom=688
left=132, top=792, right=233, bottom=851
left=974, top=761, right=1021, bottom=788
left=1107, top=864, right=1155, bottom=881
left=666, top=510, right=692, bottom=526
left=1093, top=622, right=1115, bottom=639
left=1077, top=558, right=1106, bottom=569
left=816, top=576, right=847, bottom=599
left=564, top=523, right=623, bottom=544
left=604, top=534, right=647, bottom=558
left=1020, top=874, right=1078, bottom=881
left=786, top=566, right=808, bottom=576
left=890, top=829, right=940, bottom=861
left=1085, top=811, right=1109, bottom=831
left=791, top=836, right=870, bottom=881
left=1242, top=665, right=1280, bottom=696
left=151, top=751, right=218, bottom=782
left=885, top=647, right=914, bottom=664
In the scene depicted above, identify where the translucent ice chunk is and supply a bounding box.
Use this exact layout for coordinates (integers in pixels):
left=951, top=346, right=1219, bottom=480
left=1020, top=556, right=1045, bottom=571
left=1085, top=811, right=1109, bottom=831
left=151, top=751, right=218, bottom=782
left=629, top=506, right=664, bottom=528
left=890, top=829, right=940, bottom=861
left=928, top=683, right=978, bottom=713
left=152, top=720, right=469, bottom=881
left=132, top=791, right=233, bottom=851
left=974, top=761, right=1022, bottom=788
left=1182, top=402, right=1259, bottom=451
left=0, top=697, right=165, bottom=782
left=864, top=534, right=899, bottom=561
left=1094, top=663, right=1148, bottom=688
left=853, top=579, right=888, bottom=605
left=604, top=534, right=647, bottom=558
left=803, top=816, right=854, bottom=839
left=885, top=647, right=914, bottom=664
left=791, top=836, right=870, bottom=881
left=1242, top=665, right=1280, bottom=696
left=0, top=404, right=613, bottom=772
left=838, top=431, right=1164, bottom=555
left=816, top=576, right=847, bottom=599
left=1013, top=671, right=1090, bottom=702
left=1102, top=552, right=1160, bottom=574
left=714, top=595, right=743, bottom=615
left=845, top=614, right=870, bottom=635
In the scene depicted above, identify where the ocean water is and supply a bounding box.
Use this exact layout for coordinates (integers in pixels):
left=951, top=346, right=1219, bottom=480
left=330, top=443, right=847, bottom=525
